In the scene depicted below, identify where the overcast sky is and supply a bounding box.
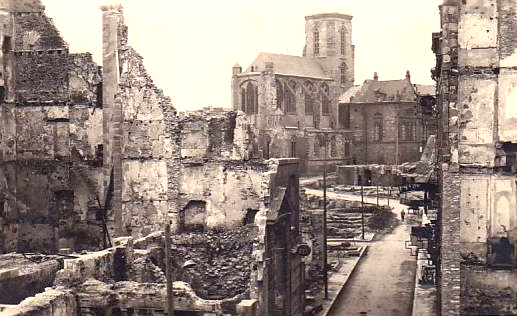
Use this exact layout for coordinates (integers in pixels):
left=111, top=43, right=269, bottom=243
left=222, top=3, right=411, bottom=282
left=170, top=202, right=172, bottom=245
left=44, top=0, right=442, bottom=111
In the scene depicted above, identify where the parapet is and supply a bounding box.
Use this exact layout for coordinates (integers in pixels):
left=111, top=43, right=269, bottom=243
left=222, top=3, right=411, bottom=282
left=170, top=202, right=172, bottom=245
left=100, top=3, right=123, bottom=13
left=305, top=12, right=353, bottom=21
left=0, top=0, right=45, bottom=12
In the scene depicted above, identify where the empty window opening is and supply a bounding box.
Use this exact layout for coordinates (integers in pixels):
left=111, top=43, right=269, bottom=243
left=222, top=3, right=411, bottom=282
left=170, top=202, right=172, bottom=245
left=180, top=201, right=207, bottom=233
left=243, top=209, right=259, bottom=226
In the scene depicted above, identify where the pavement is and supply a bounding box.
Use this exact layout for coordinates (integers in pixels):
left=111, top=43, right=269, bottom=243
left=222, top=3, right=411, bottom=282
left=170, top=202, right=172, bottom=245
left=307, top=188, right=419, bottom=316
left=412, top=250, right=438, bottom=316
left=317, top=246, right=368, bottom=316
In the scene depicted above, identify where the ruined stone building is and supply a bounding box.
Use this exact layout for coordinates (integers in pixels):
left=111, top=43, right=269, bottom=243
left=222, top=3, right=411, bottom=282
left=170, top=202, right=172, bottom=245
left=0, top=1, right=309, bottom=315
left=0, top=0, right=104, bottom=253
left=432, top=0, right=517, bottom=315
left=338, top=72, right=435, bottom=165
left=231, top=13, right=355, bottom=175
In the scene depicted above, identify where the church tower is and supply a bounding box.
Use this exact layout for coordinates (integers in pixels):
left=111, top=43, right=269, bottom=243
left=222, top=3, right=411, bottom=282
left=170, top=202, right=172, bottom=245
left=303, top=13, right=355, bottom=94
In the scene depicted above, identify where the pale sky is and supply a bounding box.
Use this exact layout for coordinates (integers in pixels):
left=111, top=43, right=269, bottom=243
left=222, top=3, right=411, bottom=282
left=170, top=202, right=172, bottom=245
left=44, top=0, right=442, bottom=111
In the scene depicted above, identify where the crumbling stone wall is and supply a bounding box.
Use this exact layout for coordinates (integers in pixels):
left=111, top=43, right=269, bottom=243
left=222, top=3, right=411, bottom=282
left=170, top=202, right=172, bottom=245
left=100, top=5, right=179, bottom=239
left=0, top=1, right=105, bottom=253
left=434, top=1, right=517, bottom=315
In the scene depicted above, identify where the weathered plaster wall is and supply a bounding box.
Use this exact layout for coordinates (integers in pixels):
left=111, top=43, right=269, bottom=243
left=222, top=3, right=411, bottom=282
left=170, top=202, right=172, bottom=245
left=178, top=162, right=264, bottom=230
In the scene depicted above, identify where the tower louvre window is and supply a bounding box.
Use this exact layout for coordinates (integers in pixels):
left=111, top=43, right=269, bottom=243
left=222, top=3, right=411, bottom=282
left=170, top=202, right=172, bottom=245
left=314, top=29, right=320, bottom=56
left=340, top=27, right=346, bottom=55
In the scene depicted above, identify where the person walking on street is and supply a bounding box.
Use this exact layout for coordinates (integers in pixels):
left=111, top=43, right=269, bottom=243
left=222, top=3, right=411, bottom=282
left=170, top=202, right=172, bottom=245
left=401, top=209, right=406, bottom=222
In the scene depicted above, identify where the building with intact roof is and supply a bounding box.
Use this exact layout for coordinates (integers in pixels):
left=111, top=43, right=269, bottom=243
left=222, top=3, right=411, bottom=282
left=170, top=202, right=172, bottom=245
left=338, top=71, right=435, bottom=165
left=231, top=13, right=355, bottom=174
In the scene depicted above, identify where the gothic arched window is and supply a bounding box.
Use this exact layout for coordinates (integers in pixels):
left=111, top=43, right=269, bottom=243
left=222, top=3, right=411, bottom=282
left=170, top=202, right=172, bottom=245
left=321, top=83, right=330, bottom=115
left=285, top=81, right=297, bottom=114
left=340, top=63, right=346, bottom=86
left=276, top=80, right=283, bottom=110
left=330, top=136, right=337, bottom=157
left=241, top=81, right=258, bottom=115
left=373, top=112, right=383, bottom=142
left=241, top=88, right=246, bottom=112
left=305, top=81, right=314, bottom=115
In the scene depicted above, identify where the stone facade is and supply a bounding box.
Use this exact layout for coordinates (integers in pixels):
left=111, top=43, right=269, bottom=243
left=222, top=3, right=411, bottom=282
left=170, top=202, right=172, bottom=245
left=339, top=73, right=435, bottom=165
left=231, top=13, right=355, bottom=175
left=433, top=1, right=517, bottom=315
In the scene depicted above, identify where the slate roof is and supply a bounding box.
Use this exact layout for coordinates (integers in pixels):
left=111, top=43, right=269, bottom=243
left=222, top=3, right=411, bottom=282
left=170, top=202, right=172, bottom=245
left=243, top=52, right=331, bottom=79
left=339, top=78, right=421, bottom=103
left=414, top=84, right=436, bottom=97
left=339, top=85, right=361, bottom=103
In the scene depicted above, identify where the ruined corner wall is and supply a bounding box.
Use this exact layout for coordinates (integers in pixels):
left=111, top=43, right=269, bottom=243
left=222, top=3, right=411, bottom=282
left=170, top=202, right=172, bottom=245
left=117, top=45, right=177, bottom=238
left=177, top=111, right=264, bottom=231
left=437, top=1, right=517, bottom=315
left=99, top=5, right=178, bottom=239
left=250, top=158, right=305, bottom=316
left=0, top=3, right=104, bottom=254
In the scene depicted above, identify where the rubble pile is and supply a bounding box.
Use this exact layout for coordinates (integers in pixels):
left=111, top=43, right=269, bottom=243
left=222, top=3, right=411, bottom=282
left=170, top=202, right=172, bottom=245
left=171, top=225, right=257, bottom=300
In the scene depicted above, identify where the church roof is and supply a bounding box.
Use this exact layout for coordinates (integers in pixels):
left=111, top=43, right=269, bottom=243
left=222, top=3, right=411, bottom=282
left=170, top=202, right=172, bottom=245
left=243, top=52, right=331, bottom=79
left=339, top=78, right=418, bottom=103
left=414, top=84, right=436, bottom=97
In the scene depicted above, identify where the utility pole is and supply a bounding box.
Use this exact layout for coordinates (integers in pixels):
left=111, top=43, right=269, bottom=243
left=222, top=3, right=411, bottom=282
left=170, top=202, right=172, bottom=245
left=388, top=185, right=391, bottom=207
left=164, top=224, right=174, bottom=316
left=376, top=184, right=379, bottom=207
left=361, top=181, right=365, bottom=240
left=323, top=133, right=328, bottom=300
left=396, top=115, right=400, bottom=166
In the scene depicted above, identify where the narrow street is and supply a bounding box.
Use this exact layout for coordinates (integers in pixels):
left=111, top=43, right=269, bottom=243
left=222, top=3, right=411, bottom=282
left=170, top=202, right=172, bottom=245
left=321, top=192, right=417, bottom=316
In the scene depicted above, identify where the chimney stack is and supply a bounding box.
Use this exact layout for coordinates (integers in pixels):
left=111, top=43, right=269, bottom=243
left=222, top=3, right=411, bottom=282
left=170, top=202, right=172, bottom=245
left=373, top=72, right=379, bottom=81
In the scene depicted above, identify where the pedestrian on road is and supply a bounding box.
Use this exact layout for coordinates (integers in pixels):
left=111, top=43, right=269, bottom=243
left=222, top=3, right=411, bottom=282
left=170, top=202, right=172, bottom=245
left=401, top=209, right=406, bottom=222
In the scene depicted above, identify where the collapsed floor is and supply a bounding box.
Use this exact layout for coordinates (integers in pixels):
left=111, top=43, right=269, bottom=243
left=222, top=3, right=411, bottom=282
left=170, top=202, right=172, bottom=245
left=0, top=225, right=257, bottom=316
